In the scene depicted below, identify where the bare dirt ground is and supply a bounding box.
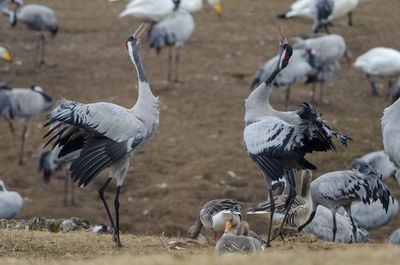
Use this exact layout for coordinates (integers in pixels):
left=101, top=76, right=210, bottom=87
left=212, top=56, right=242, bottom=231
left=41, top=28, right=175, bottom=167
left=1, top=230, right=400, bottom=264
left=1, top=0, right=400, bottom=249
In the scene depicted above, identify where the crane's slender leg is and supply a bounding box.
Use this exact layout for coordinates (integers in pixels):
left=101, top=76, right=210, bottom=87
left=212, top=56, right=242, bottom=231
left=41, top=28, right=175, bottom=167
left=98, top=177, right=116, bottom=233
left=366, top=74, right=378, bottom=96
left=3, top=116, right=14, bottom=134
left=273, top=170, right=297, bottom=242
left=71, top=174, right=75, bottom=206
left=330, top=209, right=337, bottom=242
left=266, top=187, right=275, bottom=248
left=114, top=185, right=122, bottom=247
left=40, top=33, right=46, bottom=66
left=319, top=82, right=324, bottom=103
left=312, top=83, right=316, bottom=102
left=64, top=171, right=68, bottom=206
left=18, top=123, right=28, bottom=165
left=323, top=22, right=330, bottom=34
left=174, top=46, right=181, bottom=83
left=386, top=79, right=393, bottom=98
left=344, top=205, right=357, bottom=242
left=284, top=85, right=291, bottom=110
left=167, top=46, right=172, bottom=82
left=348, top=12, right=353, bottom=26
left=35, top=35, right=41, bottom=67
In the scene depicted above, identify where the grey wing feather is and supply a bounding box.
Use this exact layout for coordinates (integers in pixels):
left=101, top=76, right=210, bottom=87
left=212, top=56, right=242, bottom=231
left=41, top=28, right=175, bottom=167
left=201, top=199, right=242, bottom=217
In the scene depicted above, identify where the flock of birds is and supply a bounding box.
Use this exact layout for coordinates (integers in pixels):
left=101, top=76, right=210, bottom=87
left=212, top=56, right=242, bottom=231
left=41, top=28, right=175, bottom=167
left=1, top=0, right=400, bottom=253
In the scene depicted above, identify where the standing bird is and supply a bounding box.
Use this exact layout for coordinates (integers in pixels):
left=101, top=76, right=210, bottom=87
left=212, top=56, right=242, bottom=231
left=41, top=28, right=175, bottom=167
left=294, top=34, right=350, bottom=103
left=215, top=221, right=265, bottom=254
left=0, top=85, right=54, bottom=164
left=188, top=199, right=242, bottom=239
left=310, top=0, right=334, bottom=33
left=39, top=145, right=80, bottom=206
left=244, top=35, right=350, bottom=247
left=7, top=4, right=58, bottom=67
left=251, top=48, right=316, bottom=108
left=382, top=98, right=400, bottom=183
left=349, top=150, right=397, bottom=180
left=247, top=170, right=313, bottom=229
left=0, top=47, right=11, bottom=62
left=149, top=0, right=195, bottom=82
left=354, top=47, right=400, bottom=97
left=43, top=25, right=159, bottom=247
left=0, top=180, right=23, bottom=219
left=298, top=165, right=393, bottom=242
left=278, top=0, right=359, bottom=27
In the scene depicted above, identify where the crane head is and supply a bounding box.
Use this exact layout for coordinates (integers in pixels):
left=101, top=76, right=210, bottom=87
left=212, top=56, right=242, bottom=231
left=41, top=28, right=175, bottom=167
left=125, top=24, right=146, bottom=54
left=278, top=30, right=293, bottom=71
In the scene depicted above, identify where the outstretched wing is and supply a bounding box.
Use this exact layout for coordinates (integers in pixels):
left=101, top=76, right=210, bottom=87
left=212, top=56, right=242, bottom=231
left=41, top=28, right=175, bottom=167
left=44, top=99, right=146, bottom=187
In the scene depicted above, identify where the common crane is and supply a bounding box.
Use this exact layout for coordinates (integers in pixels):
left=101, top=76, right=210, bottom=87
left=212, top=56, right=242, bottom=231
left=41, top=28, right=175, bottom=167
left=0, top=84, right=54, bottom=164
left=244, top=34, right=350, bottom=247
left=43, top=25, right=159, bottom=247
left=149, top=0, right=195, bottom=82
left=0, top=180, right=23, bottom=219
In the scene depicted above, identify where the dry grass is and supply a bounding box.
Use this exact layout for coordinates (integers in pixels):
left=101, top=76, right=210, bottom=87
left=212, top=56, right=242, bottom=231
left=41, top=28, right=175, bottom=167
left=0, top=230, right=399, bottom=265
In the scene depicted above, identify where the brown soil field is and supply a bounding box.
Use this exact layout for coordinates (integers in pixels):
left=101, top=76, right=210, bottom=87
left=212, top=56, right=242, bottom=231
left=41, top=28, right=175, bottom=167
left=1, top=0, right=400, bottom=246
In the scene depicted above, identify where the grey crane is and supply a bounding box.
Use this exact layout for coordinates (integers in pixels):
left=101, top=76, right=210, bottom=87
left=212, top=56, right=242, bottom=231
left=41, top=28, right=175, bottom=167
left=0, top=180, right=23, bottom=219
left=244, top=35, right=350, bottom=247
left=349, top=150, right=397, bottom=180
left=303, top=205, right=370, bottom=243
left=293, top=34, right=350, bottom=103
left=298, top=164, right=393, bottom=242
left=338, top=196, right=398, bottom=231
left=6, top=3, right=58, bottom=67
left=149, top=0, right=194, bottom=82
left=0, top=84, right=54, bottom=164
left=310, top=0, right=334, bottom=33
left=43, top=25, right=159, bottom=247
left=39, top=145, right=80, bottom=206
left=0, top=0, right=22, bottom=22
left=382, top=98, right=400, bottom=184
left=251, top=48, right=316, bottom=109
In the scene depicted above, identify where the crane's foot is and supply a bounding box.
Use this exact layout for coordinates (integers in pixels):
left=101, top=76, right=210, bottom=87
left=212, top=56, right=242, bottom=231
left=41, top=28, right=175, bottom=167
left=113, top=231, right=123, bottom=247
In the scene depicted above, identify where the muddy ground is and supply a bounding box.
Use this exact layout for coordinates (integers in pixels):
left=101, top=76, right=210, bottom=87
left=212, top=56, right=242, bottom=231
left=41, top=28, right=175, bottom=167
left=1, top=0, right=400, bottom=243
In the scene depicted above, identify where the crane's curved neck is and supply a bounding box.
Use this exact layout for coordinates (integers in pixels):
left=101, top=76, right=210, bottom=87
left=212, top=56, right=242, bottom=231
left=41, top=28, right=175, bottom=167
left=130, top=49, right=158, bottom=112
left=244, top=66, right=280, bottom=123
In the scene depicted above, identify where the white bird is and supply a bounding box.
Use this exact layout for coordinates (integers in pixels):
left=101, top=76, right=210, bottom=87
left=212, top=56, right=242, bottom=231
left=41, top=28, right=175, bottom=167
left=39, top=146, right=80, bottom=206
left=149, top=0, right=195, bottom=82
left=251, top=48, right=316, bottom=108
left=310, top=0, right=334, bottom=33
left=247, top=170, right=313, bottom=229
left=0, top=85, right=54, bottom=164
left=119, top=0, right=221, bottom=23
left=298, top=165, right=393, bottom=242
left=278, top=0, right=359, bottom=26
left=294, top=34, right=349, bottom=102
left=349, top=150, right=396, bottom=180
left=244, top=35, right=350, bottom=246
left=188, top=199, right=242, bottom=239
left=6, top=3, right=58, bottom=67
left=302, top=205, right=370, bottom=243
left=338, top=196, right=398, bottom=231
left=382, top=98, right=400, bottom=184
left=43, top=25, right=159, bottom=247
left=354, top=47, right=400, bottom=97
left=215, top=221, right=265, bottom=254
left=389, top=228, right=400, bottom=244
left=0, top=46, right=11, bottom=61
left=0, top=180, right=23, bottom=219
